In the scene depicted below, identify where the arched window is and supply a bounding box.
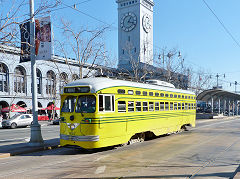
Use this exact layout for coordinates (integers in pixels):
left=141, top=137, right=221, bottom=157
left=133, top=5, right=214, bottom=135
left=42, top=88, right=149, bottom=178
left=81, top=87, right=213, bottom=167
left=37, top=68, right=42, bottom=94
left=72, top=74, right=79, bottom=81
left=0, top=63, right=9, bottom=92
left=14, top=66, right=26, bottom=94
left=59, top=72, right=68, bottom=92
left=46, top=70, right=56, bottom=95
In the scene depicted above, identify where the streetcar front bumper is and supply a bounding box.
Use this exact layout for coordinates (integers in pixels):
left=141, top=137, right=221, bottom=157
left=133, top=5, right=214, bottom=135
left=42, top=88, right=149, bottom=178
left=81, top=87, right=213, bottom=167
left=60, top=134, right=99, bottom=142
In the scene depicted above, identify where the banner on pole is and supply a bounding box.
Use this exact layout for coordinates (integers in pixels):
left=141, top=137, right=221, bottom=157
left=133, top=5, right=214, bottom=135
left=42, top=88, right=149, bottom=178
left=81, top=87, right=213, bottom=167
left=35, top=16, right=52, bottom=60
left=19, top=22, right=31, bottom=63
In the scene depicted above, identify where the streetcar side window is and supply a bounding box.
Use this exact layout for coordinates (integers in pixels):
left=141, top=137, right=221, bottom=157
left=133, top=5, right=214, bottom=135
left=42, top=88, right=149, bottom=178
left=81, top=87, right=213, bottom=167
left=188, top=103, right=191, bottom=109
left=155, top=102, right=159, bottom=111
left=149, top=102, right=154, bottom=111
left=112, top=97, right=115, bottom=111
left=128, top=90, right=134, bottom=95
left=165, top=102, right=169, bottom=111
left=174, top=102, right=177, bottom=110
left=149, top=92, right=154, bottom=96
left=170, top=102, right=173, bottom=110
left=165, top=94, right=169, bottom=98
left=160, top=102, right=164, bottom=111
left=136, top=91, right=141, bottom=95
left=118, top=89, right=125, bottom=94
left=178, top=95, right=181, bottom=98
left=99, top=95, right=115, bottom=112
left=182, top=103, right=184, bottom=110
left=128, top=101, right=134, bottom=112
left=155, top=92, right=159, bottom=97
left=143, top=91, right=147, bottom=96
left=160, top=93, right=164, bottom=97
left=136, top=102, right=141, bottom=112
left=185, top=103, right=188, bottom=110
left=118, top=101, right=126, bottom=113
left=105, top=96, right=111, bottom=111
left=99, top=95, right=103, bottom=111
left=178, top=103, right=181, bottom=110
left=143, top=102, right=148, bottom=111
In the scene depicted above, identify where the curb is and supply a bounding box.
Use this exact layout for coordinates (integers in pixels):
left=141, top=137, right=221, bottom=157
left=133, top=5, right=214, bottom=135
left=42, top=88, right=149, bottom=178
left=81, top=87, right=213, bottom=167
left=196, top=116, right=239, bottom=124
left=0, top=153, right=10, bottom=159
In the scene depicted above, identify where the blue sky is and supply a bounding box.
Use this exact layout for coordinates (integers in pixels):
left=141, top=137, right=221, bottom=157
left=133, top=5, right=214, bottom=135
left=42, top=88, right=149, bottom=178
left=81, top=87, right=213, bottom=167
left=3, top=0, right=240, bottom=91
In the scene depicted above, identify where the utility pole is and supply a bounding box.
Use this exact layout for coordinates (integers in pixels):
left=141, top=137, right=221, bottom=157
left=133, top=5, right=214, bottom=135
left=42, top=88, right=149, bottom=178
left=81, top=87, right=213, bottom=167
left=29, top=0, right=44, bottom=146
left=235, top=81, right=237, bottom=93
left=216, top=73, right=219, bottom=87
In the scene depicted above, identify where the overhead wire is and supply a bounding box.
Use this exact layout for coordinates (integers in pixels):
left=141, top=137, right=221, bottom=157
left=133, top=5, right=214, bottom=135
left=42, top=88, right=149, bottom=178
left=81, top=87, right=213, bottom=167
left=202, top=0, right=240, bottom=48
left=60, top=2, right=117, bottom=30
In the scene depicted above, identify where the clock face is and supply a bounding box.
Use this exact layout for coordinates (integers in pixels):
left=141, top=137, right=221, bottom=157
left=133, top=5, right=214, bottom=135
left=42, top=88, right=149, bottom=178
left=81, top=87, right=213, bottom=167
left=142, top=14, right=151, bottom=33
left=120, top=12, right=137, bottom=32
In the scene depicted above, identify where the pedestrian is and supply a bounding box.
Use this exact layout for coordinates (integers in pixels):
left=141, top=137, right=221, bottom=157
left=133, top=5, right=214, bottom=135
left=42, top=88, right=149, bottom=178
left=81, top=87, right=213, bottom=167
left=48, top=112, right=51, bottom=121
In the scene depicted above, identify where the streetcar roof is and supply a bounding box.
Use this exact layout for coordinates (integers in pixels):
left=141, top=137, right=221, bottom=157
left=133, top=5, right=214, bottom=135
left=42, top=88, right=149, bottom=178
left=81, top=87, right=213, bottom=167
left=64, top=77, right=195, bottom=95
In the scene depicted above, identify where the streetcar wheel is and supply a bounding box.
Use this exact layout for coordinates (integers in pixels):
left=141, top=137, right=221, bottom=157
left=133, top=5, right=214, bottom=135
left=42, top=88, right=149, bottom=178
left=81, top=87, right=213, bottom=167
left=181, top=125, right=188, bottom=131
left=138, top=132, right=145, bottom=142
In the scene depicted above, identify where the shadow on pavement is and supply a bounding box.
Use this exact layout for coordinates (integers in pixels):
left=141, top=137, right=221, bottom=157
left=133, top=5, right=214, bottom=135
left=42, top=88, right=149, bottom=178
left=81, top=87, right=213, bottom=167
left=0, top=138, right=60, bottom=156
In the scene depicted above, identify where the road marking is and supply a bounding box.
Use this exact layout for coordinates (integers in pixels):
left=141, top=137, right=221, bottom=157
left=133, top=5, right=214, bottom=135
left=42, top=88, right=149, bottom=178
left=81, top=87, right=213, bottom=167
left=94, top=155, right=109, bottom=162
left=95, top=165, right=106, bottom=174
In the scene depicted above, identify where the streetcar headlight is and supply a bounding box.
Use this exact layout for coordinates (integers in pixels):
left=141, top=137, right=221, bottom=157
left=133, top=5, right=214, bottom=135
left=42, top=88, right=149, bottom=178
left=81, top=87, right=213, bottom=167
left=67, top=123, right=79, bottom=130
left=70, top=124, right=75, bottom=130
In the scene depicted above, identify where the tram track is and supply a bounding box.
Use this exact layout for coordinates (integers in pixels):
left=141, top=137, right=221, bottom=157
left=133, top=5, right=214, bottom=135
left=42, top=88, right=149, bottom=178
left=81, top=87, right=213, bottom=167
left=188, top=138, right=240, bottom=178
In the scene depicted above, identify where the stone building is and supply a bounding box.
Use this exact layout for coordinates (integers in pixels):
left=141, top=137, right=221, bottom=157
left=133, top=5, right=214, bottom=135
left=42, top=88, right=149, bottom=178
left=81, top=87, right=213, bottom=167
left=0, top=45, right=96, bottom=111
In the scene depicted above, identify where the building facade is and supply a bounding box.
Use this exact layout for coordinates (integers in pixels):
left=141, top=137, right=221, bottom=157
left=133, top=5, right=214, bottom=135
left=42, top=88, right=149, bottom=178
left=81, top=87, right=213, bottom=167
left=0, top=45, right=96, bottom=111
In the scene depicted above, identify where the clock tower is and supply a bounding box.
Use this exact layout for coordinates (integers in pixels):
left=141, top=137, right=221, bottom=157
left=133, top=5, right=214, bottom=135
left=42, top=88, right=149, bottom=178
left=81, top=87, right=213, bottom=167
left=116, top=0, right=154, bottom=70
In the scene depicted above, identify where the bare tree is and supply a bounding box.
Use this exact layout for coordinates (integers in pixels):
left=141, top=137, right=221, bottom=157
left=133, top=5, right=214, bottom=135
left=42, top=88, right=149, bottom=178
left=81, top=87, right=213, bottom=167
left=154, top=48, right=185, bottom=83
left=117, top=41, right=153, bottom=81
left=0, top=0, right=60, bottom=46
left=57, top=19, right=110, bottom=79
left=189, top=68, right=213, bottom=96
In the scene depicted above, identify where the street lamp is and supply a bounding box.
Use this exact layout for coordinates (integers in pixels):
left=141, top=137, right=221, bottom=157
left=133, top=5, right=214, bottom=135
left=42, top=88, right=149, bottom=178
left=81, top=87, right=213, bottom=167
left=28, top=0, right=44, bottom=147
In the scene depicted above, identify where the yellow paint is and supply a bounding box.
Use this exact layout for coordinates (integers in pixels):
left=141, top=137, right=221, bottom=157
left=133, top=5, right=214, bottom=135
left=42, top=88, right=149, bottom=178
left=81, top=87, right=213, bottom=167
left=60, top=86, right=196, bottom=149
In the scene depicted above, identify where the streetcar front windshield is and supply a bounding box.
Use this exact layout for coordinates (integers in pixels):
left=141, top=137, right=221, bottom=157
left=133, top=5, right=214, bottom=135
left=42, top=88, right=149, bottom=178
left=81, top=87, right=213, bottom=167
left=76, top=95, right=96, bottom=113
left=61, top=96, right=77, bottom=113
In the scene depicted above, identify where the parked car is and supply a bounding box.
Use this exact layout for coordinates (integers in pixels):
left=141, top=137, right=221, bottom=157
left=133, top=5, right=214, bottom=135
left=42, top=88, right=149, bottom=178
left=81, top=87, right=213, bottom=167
left=2, top=114, right=33, bottom=129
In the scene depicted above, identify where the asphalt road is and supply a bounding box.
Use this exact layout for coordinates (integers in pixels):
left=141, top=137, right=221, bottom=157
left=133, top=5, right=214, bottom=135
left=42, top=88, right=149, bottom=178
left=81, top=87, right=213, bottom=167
left=0, top=122, right=59, bottom=145
left=0, top=118, right=240, bottom=178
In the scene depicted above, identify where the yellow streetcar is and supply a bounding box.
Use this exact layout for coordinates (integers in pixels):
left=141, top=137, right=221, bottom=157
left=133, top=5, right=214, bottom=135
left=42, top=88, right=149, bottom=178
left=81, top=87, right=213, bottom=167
left=60, top=77, right=196, bottom=149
